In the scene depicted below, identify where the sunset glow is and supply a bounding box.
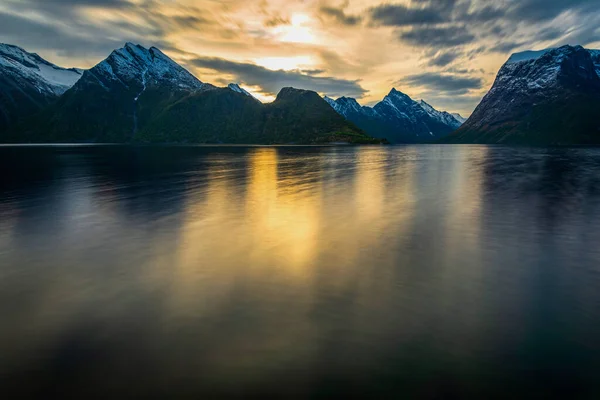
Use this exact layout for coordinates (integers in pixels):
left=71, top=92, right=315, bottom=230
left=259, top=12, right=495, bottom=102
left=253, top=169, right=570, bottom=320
left=1, top=0, right=600, bottom=115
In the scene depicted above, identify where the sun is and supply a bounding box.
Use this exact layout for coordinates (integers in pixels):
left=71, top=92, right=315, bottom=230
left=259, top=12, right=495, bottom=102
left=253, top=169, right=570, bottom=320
left=272, top=13, right=317, bottom=44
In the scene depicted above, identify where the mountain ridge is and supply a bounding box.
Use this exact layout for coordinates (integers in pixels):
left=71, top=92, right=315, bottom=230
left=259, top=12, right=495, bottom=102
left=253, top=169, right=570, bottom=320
left=4, top=43, right=383, bottom=145
left=325, top=89, right=464, bottom=143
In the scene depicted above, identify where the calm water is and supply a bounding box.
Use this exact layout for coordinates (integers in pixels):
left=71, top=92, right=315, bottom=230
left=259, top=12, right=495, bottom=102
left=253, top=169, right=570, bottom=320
left=1, top=145, right=600, bottom=398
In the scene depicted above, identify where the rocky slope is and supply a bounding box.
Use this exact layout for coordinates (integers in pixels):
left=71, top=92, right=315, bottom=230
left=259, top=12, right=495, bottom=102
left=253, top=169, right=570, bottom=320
left=442, top=45, right=600, bottom=145
left=0, top=43, right=82, bottom=133
left=325, top=89, right=464, bottom=143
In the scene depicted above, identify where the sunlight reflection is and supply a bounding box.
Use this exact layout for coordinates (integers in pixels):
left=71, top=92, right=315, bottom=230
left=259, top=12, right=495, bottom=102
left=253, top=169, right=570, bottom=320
left=246, top=148, right=321, bottom=278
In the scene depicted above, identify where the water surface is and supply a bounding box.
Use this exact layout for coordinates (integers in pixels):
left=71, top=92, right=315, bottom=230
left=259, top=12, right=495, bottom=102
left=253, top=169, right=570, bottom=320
left=1, top=145, right=600, bottom=397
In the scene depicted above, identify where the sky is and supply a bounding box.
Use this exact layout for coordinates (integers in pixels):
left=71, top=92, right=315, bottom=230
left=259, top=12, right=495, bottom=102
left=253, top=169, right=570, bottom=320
left=1, top=0, right=600, bottom=115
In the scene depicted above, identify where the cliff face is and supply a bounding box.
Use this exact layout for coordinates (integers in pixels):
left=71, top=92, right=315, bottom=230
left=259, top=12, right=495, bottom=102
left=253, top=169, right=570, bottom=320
left=442, top=45, right=600, bottom=145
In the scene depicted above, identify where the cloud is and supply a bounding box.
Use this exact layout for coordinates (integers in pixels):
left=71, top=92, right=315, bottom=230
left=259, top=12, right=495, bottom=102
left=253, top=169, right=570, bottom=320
left=488, top=41, right=528, bottom=54
left=369, top=4, right=446, bottom=27
left=399, top=72, right=483, bottom=93
left=427, top=49, right=463, bottom=66
left=0, top=10, right=124, bottom=59
left=301, top=69, right=326, bottom=75
left=25, top=0, right=129, bottom=6
left=264, top=16, right=290, bottom=27
left=399, top=26, right=475, bottom=47
left=319, top=5, right=362, bottom=26
left=461, top=5, right=505, bottom=23
left=190, top=56, right=368, bottom=98
left=2, top=0, right=600, bottom=116
left=507, top=0, right=600, bottom=22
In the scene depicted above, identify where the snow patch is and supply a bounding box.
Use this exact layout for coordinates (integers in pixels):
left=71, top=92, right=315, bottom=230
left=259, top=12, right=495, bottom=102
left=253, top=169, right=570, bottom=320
left=0, top=42, right=83, bottom=95
left=507, top=49, right=552, bottom=64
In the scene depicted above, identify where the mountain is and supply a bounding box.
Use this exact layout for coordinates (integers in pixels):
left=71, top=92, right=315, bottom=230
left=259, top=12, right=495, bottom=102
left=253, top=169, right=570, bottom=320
left=418, top=100, right=465, bottom=129
left=325, top=89, right=464, bottom=143
left=442, top=45, right=600, bottom=145
left=0, top=43, right=82, bottom=132
left=11, top=43, right=212, bottom=143
left=451, top=113, right=467, bottom=124
left=5, top=42, right=382, bottom=144
left=228, top=83, right=257, bottom=100
left=138, top=87, right=385, bottom=144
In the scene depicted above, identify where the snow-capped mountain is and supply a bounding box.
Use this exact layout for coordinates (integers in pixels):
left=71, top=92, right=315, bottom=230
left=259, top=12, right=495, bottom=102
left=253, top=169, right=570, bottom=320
left=443, top=45, right=600, bottom=144
left=14, top=43, right=215, bottom=142
left=451, top=113, right=467, bottom=124
left=9, top=44, right=378, bottom=144
left=324, top=96, right=381, bottom=118
left=590, top=50, right=600, bottom=76
left=228, top=83, right=259, bottom=101
left=0, top=43, right=83, bottom=132
left=325, top=89, right=464, bottom=143
left=419, top=100, right=464, bottom=130
left=0, top=43, right=82, bottom=95
left=83, top=42, right=208, bottom=93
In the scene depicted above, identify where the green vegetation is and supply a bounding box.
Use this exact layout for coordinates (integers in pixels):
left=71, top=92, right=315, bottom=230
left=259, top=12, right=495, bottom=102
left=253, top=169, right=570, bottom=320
left=137, top=87, right=387, bottom=144
left=8, top=85, right=386, bottom=145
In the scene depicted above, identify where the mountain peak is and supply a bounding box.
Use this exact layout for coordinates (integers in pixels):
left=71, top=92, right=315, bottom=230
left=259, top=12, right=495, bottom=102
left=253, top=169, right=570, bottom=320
left=275, top=87, right=319, bottom=102
left=92, top=44, right=205, bottom=91
left=228, top=83, right=259, bottom=101
left=444, top=45, right=600, bottom=144
left=385, top=88, right=413, bottom=103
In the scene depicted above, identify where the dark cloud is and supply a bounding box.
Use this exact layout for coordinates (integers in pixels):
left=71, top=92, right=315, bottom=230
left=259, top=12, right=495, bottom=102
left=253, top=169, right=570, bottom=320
left=552, top=24, right=600, bottom=48
left=264, top=16, right=290, bottom=27
left=399, top=72, right=483, bottom=93
left=25, top=0, right=129, bottom=6
left=444, top=66, right=485, bottom=75
left=368, top=0, right=600, bottom=57
left=488, top=41, right=528, bottom=54
left=427, top=49, right=463, bottom=66
left=190, top=57, right=367, bottom=98
left=370, top=0, right=498, bottom=27
left=537, top=26, right=566, bottom=42
left=0, top=0, right=222, bottom=62
left=399, top=26, right=475, bottom=47
left=0, top=11, right=124, bottom=60
left=508, top=0, right=600, bottom=22
left=461, top=5, right=505, bottom=22
left=301, top=69, right=326, bottom=76
left=369, top=4, right=446, bottom=27
left=170, top=15, right=211, bottom=30
left=319, top=6, right=362, bottom=26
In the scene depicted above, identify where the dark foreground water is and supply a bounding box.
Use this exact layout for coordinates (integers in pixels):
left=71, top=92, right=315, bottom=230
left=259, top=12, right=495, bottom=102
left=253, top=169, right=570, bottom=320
left=1, top=145, right=600, bottom=398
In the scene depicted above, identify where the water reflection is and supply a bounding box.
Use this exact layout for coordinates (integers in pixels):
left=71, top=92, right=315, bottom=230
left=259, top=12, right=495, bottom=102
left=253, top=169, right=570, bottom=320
left=1, top=145, right=600, bottom=397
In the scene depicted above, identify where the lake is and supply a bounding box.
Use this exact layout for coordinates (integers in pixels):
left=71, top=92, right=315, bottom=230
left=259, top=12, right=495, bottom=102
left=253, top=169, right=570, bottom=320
left=1, top=145, right=600, bottom=398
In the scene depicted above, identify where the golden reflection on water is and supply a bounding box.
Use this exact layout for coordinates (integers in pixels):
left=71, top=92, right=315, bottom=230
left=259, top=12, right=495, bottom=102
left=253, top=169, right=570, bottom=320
left=245, top=148, right=321, bottom=277
left=5, top=146, right=600, bottom=396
